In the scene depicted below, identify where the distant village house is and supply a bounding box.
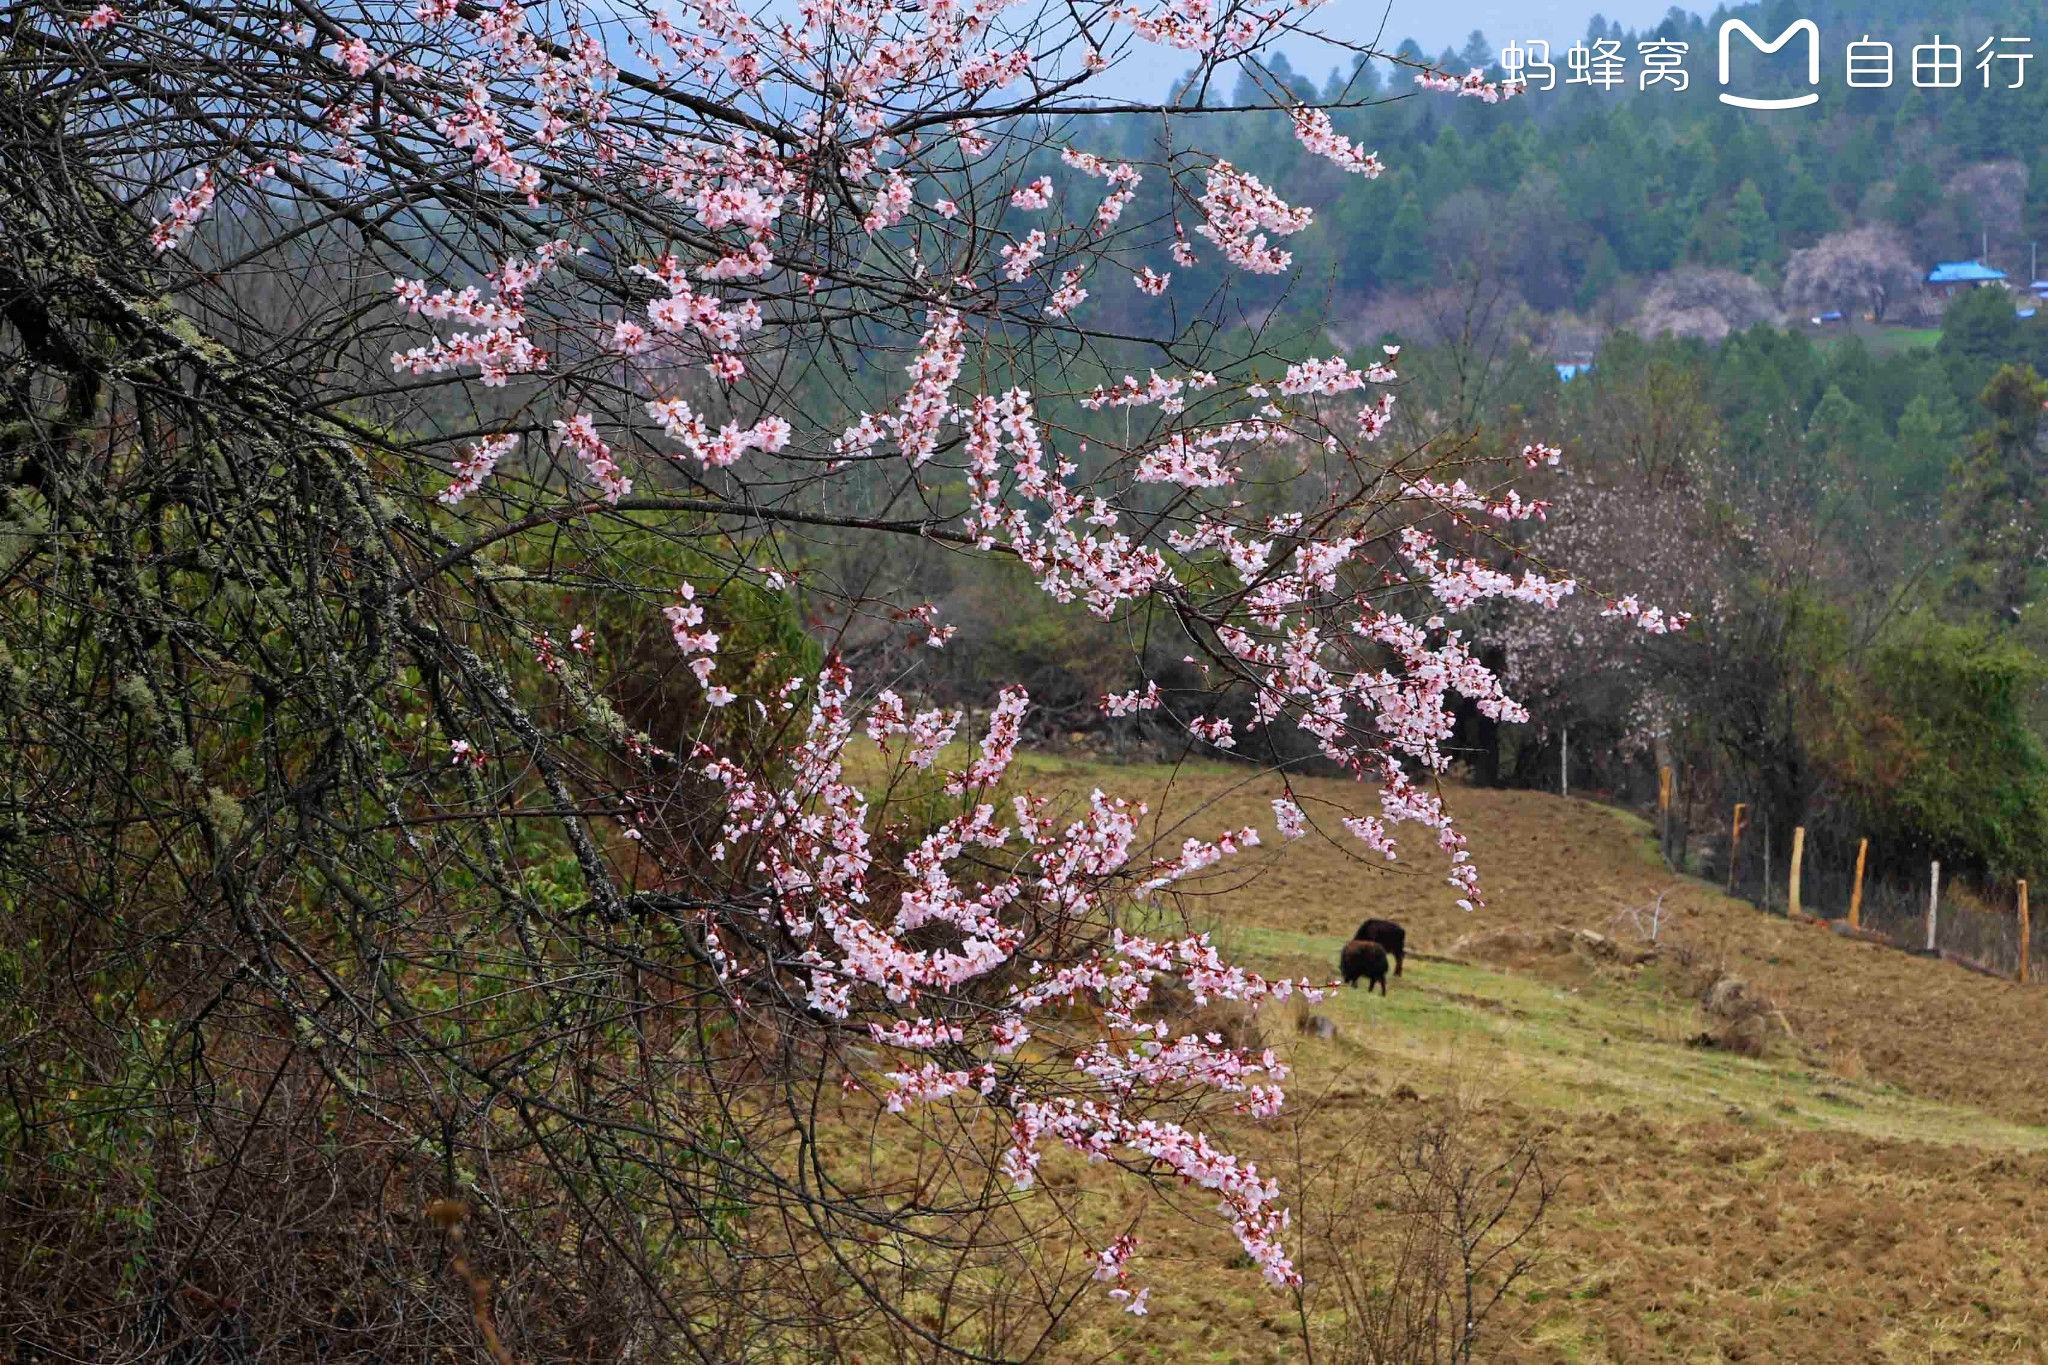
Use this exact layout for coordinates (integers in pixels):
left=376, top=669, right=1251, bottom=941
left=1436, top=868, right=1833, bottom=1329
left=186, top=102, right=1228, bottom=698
left=1925, top=261, right=2008, bottom=298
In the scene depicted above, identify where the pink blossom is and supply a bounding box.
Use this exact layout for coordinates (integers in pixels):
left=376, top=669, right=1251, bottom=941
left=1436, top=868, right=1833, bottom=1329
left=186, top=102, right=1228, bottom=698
left=1194, top=163, right=1310, bottom=274
left=866, top=690, right=909, bottom=743
left=1289, top=107, right=1382, bottom=176
left=439, top=433, right=519, bottom=505
left=647, top=398, right=791, bottom=469
left=1415, top=67, right=1528, bottom=102
left=1045, top=269, right=1088, bottom=318
left=833, top=310, right=964, bottom=467
left=947, top=686, right=1028, bottom=793
left=1107, top=0, right=1221, bottom=51
left=1101, top=682, right=1162, bottom=716
left=1272, top=798, right=1307, bottom=841
left=1010, top=176, right=1053, bottom=210
left=1001, top=229, right=1047, bottom=282
left=864, top=168, right=914, bottom=233
left=337, top=37, right=379, bottom=77
left=554, top=414, right=631, bottom=503
left=149, top=169, right=216, bottom=253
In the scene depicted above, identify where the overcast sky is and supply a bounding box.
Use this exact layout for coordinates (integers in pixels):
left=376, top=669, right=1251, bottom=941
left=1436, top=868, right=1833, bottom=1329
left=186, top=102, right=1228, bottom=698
left=1109, top=0, right=1707, bottom=96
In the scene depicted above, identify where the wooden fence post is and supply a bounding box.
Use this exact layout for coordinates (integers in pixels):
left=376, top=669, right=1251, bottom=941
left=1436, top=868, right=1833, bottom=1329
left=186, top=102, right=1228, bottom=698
left=1560, top=727, right=1568, bottom=800
left=1849, top=837, right=1868, bottom=929
left=1788, top=826, right=1806, bottom=920
left=1727, top=803, right=1747, bottom=893
left=1763, top=818, right=1772, bottom=914
left=1926, top=860, right=1941, bottom=954
left=1659, top=766, right=1673, bottom=863
left=2020, top=879, right=2031, bottom=985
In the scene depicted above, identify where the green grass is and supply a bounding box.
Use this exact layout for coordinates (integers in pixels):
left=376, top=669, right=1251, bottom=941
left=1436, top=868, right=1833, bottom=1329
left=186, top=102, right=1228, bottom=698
left=1810, top=325, right=1942, bottom=358
left=855, top=747, right=2048, bottom=1153
left=1865, top=326, right=1943, bottom=356
left=1224, top=921, right=2048, bottom=1152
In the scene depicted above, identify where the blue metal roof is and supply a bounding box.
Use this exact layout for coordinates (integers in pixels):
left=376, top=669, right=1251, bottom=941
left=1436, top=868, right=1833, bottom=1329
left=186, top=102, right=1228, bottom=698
left=1927, top=261, right=2008, bottom=284
left=1555, top=362, right=1591, bottom=383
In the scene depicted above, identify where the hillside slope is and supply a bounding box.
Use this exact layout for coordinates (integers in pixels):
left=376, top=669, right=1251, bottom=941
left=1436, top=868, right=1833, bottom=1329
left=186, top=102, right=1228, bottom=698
left=1012, top=754, right=2048, bottom=1362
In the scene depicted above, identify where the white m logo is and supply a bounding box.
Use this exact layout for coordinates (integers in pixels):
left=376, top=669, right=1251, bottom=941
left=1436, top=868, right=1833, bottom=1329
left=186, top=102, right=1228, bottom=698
left=1718, top=19, right=1821, bottom=109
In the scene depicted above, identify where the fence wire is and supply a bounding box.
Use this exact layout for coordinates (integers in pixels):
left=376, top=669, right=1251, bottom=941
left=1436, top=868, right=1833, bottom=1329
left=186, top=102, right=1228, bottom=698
left=1674, top=805, right=2042, bottom=982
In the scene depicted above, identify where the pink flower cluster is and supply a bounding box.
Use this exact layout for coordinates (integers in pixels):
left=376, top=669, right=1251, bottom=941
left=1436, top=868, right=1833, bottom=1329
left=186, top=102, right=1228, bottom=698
left=1061, top=148, right=1141, bottom=232
left=337, top=36, right=380, bottom=77
left=1271, top=798, right=1308, bottom=841
left=439, top=433, right=520, bottom=505
left=1046, top=269, right=1089, bottom=318
left=1600, top=595, right=1691, bottom=634
left=1101, top=681, right=1162, bottom=716
left=1102, top=0, right=1277, bottom=54
left=1007, top=1096, right=1298, bottom=1287
left=1403, top=477, right=1552, bottom=524
left=664, top=582, right=729, bottom=702
left=554, top=414, right=631, bottom=503
left=1414, top=67, right=1529, bottom=102
left=683, top=663, right=1333, bottom=1289
left=1010, top=176, right=1054, bottom=210
left=635, top=255, right=764, bottom=380
left=1094, top=1235, right=1149, bottom=1315
left=867, top=689, right=960, bottom=765
left=833, top=310, right=965, bottom=467
left=647, top=398, right=792, bottom=468
left=1001, top=229, right=1048, bottom=282
left=1289, top=107, right=1383, bottom=176
left=1080, top=369, right=1213, bottom=415
left=1194, top=163, right=1312, bottom=274
left=149, top=168, right=216, bottom=253
left=388, top=250, right=572, bottom=388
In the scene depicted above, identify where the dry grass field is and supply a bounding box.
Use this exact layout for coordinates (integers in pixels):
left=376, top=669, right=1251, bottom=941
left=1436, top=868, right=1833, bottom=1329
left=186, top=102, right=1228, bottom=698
left=978, top=752, right=2048, bottom=1363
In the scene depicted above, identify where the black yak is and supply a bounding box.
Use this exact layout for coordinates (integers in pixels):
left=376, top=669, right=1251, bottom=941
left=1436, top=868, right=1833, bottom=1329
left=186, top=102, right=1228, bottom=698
left=1340, top=938, right=1389, bottom=995
left=1353, top=918, right=1406, bottom=976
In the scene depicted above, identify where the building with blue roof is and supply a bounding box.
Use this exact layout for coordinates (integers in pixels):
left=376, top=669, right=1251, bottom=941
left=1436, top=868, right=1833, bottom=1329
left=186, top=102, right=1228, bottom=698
left=1926, top=260, right=2008, bottom=297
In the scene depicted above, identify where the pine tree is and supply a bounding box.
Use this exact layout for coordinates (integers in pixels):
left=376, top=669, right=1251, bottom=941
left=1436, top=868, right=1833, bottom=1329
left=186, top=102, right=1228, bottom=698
left=1731, top=179, right=1777, bottom=272
left=1943, top=365, right=2048, bottom=621
left=1893, top=392, right=1960, bottom=507
left=1778, top=174, right=1837, bottom=245
left=1376, top=193, right=1432, bottom=286
left=1940, top=287, right=2025, bottom=406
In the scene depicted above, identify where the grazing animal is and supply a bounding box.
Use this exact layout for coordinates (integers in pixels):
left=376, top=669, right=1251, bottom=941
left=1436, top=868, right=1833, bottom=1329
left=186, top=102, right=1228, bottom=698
left=1340, top=938, right=1390, bottom=995
left=1353, top=918, right=1406, bottom=976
